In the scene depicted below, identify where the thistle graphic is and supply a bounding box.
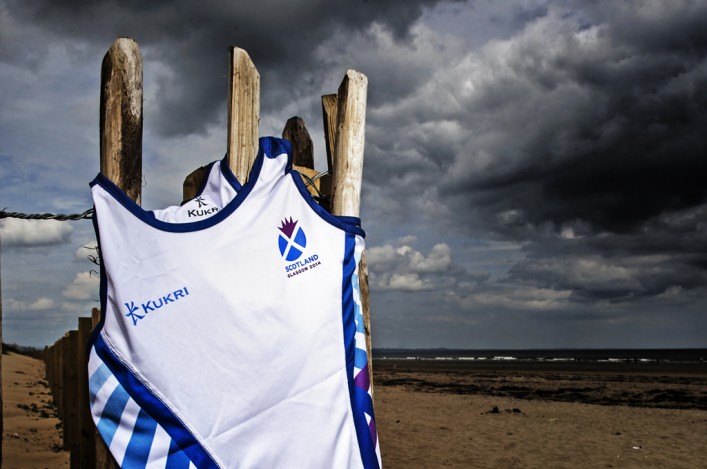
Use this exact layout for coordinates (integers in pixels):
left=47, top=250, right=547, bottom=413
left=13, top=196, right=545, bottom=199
left=278, top=216, right=298, bottom=238
left=278, top=216, right=307, bottom=262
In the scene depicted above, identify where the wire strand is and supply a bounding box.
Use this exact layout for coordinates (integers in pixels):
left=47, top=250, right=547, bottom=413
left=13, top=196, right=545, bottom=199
left=0, top=208, right=94, bottom=221
left=1, top=171, right=329, bottom=222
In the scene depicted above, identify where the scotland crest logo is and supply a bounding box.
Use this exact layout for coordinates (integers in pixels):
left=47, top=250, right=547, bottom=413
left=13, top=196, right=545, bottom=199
left=278, top=216, right=307, bottom=261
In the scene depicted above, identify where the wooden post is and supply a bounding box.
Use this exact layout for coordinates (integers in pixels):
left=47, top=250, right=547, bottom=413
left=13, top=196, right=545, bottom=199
left=97, top=36, right=142, bottom=469
left=61, top=335, right=69, bottom=447
left=65, top=330, right=80, bottom=466
left=326, top=71, right=375, bottom=399
left=52, top=342, right=59, bottom=403
left=100, top=37, right=143, bottom=204
left=330, top=70, right=367, bottom=217
left=91, top=308, right=101, bottom=329
left=183, top=47, right=260, bottom=200
left=183, top=165, right=208, bottom=202
left=78, top=316, right=96, bottom=467
left=57, top=335, right=66, bottom=421
left=282, top=117, right=331, bottom=209
left=227, top=47, right=260, bottom=184
left=282, top=116, right=314, bottom=169
left=49, top=341, right=60, bottom=416
left=321, top=94, right=340, bottom=212
left=321, top=94, right=338, bottom=175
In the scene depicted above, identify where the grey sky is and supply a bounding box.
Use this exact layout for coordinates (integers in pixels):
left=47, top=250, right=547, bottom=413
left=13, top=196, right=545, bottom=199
left=1, top=0, right=706, bottom=348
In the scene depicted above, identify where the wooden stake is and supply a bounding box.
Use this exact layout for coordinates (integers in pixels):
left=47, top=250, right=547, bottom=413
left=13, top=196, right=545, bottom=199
left=58, top=339, right=68, bottom=459
left=97, top=37, right=141, bottom=469
left=91, top=308, right=101, bottom=329
left=78, top=316, right=96, bottom=467
left=327, top=70, right=375, bottom=399
left=357, top=251, right=373, bottom=382
left=330, top=70, right=368, bottom=217
left=184, top=47, right=260, bottom=199
left=227, top=47, right=260, bottom=184
left=321, top=94, right=338, bottom=176
left=65, top=330, right=80, bottom=466
left=183, top=165, right=208, bottom=202
left=282, top=116, right=314, bottom=169
left=282, top=117, right=331, bottom=209
left=322, top=94, right=340, bottom=212
left=100, top=37, right=143, bottom=205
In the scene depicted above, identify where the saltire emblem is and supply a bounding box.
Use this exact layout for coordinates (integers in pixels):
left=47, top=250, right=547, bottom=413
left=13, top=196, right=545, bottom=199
left=278, top=216, right=307, bottom=261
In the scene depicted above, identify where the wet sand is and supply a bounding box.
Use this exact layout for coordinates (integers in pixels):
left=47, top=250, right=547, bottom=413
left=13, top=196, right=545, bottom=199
left=375, top=360, right=707, bottom=468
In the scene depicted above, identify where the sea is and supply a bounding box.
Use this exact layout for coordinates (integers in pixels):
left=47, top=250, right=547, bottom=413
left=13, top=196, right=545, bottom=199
left=372, top=348, right=707, bottom=363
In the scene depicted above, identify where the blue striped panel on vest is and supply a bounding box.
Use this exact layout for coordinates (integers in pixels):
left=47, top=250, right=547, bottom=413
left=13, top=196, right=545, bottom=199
left=344, top=235, right=382, bottom=469
left=88, top=347, right=197, bottom=468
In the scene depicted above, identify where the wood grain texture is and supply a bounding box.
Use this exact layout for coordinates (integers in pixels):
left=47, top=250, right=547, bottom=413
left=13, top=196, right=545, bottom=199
left=321, top=94, right=338, bottom=175
left=327, top=70, right=375, bottom=400
left=97, top=37, right=136, bottom=469
left=66, top=330, right=80, bottom=467
left=357, top=251, right=374, bottom=402
left=282, top=116, right=314, bottom=169
left=183, top=165, right=208, bottom=202
left=228, top=47, right=260, bottom=184
left=100, top=37, right=143, bottom=205
left=330, top=70, right=367, bottom=217
left=77, top=316, right=96, bottom=467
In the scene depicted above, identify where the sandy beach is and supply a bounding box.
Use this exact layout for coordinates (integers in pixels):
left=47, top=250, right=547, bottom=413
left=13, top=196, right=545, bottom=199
left=3, top=352, right=707, bottom=468
left=375, top=360, right=707, bottom=468
left=2, top=351, right=69, bottom=468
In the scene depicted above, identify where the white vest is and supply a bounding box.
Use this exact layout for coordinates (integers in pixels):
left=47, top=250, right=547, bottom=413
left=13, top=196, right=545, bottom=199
left=88, top=137, right=381, bottom=468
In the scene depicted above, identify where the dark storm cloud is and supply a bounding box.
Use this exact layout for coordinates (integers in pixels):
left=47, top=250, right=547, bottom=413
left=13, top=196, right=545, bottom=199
left=3, top=0, right=463, bottom=136
left=506, top=250, right=707, bottom=304
left=501, top=201, right=707, bottom=303
left=3, top=0, right=706, bottom=348
left=440, top=1, right=707, bottom=237
left=355, top=0, right=707, bottom=310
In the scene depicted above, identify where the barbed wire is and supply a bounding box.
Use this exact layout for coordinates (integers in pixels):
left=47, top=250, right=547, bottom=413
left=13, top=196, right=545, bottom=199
left=0, top=208, right=95, bottom=221
left=300, top=171, right=330, bottom=202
